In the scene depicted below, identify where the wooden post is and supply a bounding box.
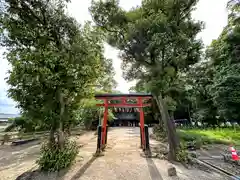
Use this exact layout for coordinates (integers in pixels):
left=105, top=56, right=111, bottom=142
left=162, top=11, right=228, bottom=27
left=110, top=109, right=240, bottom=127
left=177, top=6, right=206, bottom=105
left=102, top=99, right=108, bottom=148
left=139, top=124, right=143, bottom=148
left=138, top=97, right=145, bottom=150
left=144, top=124, right=150, bottom=153
left=105, top=125, right=108, bottom=144
left=96, top=125, right=102, bottom=154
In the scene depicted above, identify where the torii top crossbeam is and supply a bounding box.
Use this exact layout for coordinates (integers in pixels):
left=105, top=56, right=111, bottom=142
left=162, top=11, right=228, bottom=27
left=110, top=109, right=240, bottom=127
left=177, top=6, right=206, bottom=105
left=95, top=93, right=152, bottom=107
left=94, top=93, right=152, bottom=99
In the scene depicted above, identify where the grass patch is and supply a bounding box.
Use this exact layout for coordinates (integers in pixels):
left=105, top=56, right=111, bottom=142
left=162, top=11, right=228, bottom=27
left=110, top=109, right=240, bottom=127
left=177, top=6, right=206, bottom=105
left=177, top=128, right=240, bottom=147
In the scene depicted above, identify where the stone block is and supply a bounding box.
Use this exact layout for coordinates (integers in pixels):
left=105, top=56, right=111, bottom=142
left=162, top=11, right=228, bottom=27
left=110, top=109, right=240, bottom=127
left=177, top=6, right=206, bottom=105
left=236, top=160, right=240, bottom=166
left=222, top=153, right=231, bottom=162
left=167, top=165, right=177, bottom=176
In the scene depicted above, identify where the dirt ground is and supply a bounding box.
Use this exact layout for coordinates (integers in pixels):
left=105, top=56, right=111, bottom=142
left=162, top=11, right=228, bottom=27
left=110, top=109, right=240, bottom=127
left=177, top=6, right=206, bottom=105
left=0, top=131, right=97, bottom=180
left=0, top=128, right=232, bottom=180
left=0, top=140, right=40, bottom=180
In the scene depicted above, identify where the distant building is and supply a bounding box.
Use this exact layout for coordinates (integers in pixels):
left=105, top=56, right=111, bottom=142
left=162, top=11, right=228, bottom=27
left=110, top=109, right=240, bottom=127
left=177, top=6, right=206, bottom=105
left=110, top=108, right=158, bottom=127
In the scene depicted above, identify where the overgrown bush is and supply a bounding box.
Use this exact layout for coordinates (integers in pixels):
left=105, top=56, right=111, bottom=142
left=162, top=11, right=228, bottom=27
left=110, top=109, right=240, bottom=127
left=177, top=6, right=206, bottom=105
left=37, top=139, right=79, bottom=171
left=152, top=124, right=167, bottom=140
left=176, top=142, right=190, bottom=163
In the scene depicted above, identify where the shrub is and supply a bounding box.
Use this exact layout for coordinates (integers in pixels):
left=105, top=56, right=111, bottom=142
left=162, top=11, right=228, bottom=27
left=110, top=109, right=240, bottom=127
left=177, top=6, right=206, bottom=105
left=176, top=142, right=190, bottom=163
left=37, top=139, right=78, bottom=171
left=1, top=134, right=10, bottom=145
left=152, top=124, right=167, bottom=140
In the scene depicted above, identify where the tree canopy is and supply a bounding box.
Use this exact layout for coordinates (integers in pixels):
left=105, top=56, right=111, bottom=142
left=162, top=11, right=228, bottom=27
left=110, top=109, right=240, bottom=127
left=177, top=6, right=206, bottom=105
left=1, top=0, right=118, bottom=171
left=90, top=0, right=203, bottom=160
left=126, top=0, right=240, bottom=126
left=1, top=0, right=117, bottom=145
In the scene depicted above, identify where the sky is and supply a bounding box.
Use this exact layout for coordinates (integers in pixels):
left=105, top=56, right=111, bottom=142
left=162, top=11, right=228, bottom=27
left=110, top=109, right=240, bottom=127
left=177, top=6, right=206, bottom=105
left=0, top=0, right=229, bottom=114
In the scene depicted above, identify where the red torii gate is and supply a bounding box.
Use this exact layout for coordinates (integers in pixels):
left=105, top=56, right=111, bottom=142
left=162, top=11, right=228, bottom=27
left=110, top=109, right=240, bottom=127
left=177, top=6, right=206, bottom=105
left=95, top=93, right=152, bottom=152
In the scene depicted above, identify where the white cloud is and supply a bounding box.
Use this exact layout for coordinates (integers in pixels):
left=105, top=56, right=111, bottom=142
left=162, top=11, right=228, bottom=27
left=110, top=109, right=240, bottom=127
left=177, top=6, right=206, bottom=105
left=67, top=0, right=142, bottom=93
left=103, top=44, right=136, bottom=93
left=67, top=0, right=92, bottom=24
left=0, top=49, right=19, bottom=114
left=0, top=0, right=229, bottom=113
left=192, top=0, right=229, bottom=46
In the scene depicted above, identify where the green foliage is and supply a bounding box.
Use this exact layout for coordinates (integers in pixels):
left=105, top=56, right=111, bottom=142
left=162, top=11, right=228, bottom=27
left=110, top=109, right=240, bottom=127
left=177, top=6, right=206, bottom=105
left=90, top=0, right=203, bottom=95
left=1, top=0, right=117, bottom=171
left=184, top=61, right=218, bottom=124
left=176, top=142, right=190, bottom=163
left=211, top=64, right=240, bottom=122
left=93, top=0, right=203, bottom=126
left=1, top=0, right=116, bottom=139
left=178, top=128, right=240, bottom=146
left=76, top=96, right=115, bottom=129
left=37, top=139, right=78, bottom=171
left=152, top=124, right=167, bottom=140
left=4, top=115, right=48, bottom=132
left=164, top=96, right=177, bottom=112
left=205, top=0, right=240, bottom=123
left=168, top=1, right=240, bottom=125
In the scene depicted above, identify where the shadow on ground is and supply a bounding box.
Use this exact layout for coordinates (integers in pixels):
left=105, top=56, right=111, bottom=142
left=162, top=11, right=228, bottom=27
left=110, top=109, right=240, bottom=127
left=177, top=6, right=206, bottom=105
left=15, top=168, right=69, bottom=180
left=14, top=155, right=97, bottom=180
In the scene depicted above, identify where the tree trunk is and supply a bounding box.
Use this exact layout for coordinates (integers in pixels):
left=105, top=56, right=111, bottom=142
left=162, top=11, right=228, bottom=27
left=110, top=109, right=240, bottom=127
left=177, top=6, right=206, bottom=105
left=58, top=122, right=65, bottom=149
left=169, top=111, right=174, bottom=121
left=49, top=128, right=55, bottom=145
left=154, top=95, right=180, bottom=161
left=66, top=125, right=71, bottom=136
left=153, top=98, right=165, bottom=130
left=58, top=91, right=65, bottom=149
left=187, top=105, right=193, bottom=125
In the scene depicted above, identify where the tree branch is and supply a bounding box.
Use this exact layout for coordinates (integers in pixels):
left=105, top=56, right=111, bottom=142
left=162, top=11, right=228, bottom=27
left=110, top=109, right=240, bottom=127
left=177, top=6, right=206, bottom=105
left=20, top=1, right=44, bottom=25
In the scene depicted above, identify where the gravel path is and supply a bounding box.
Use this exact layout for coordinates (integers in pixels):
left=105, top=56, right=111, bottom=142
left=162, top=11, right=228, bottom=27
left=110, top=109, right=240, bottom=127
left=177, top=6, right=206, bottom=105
left=79, top=127, right=230, bottom=180
left=79, top=127, right=152, bottom=180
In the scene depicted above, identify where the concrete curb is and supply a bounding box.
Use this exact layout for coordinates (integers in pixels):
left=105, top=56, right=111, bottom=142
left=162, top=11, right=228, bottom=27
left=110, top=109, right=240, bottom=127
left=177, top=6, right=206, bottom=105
left=192, top=158, right=240, bottom=179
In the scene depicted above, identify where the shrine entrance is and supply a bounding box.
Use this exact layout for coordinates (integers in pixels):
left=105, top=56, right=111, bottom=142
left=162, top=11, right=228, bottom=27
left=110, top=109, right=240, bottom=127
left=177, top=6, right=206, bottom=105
left=94, top=93, right=152, bottom=154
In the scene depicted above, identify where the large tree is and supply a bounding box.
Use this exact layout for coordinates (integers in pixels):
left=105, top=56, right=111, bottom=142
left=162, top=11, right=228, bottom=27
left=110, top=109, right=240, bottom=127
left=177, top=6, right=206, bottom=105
left=177, top=0, right=240, bottom=127
left=1, top=0, right=117, bottom=171
left=90, top=0, right=203, bottom=160
left=1, top=0, right=109, bottom=148
left=185, top=61, right=218, bottom=125
left=206, top=0, right=240, bottom=123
